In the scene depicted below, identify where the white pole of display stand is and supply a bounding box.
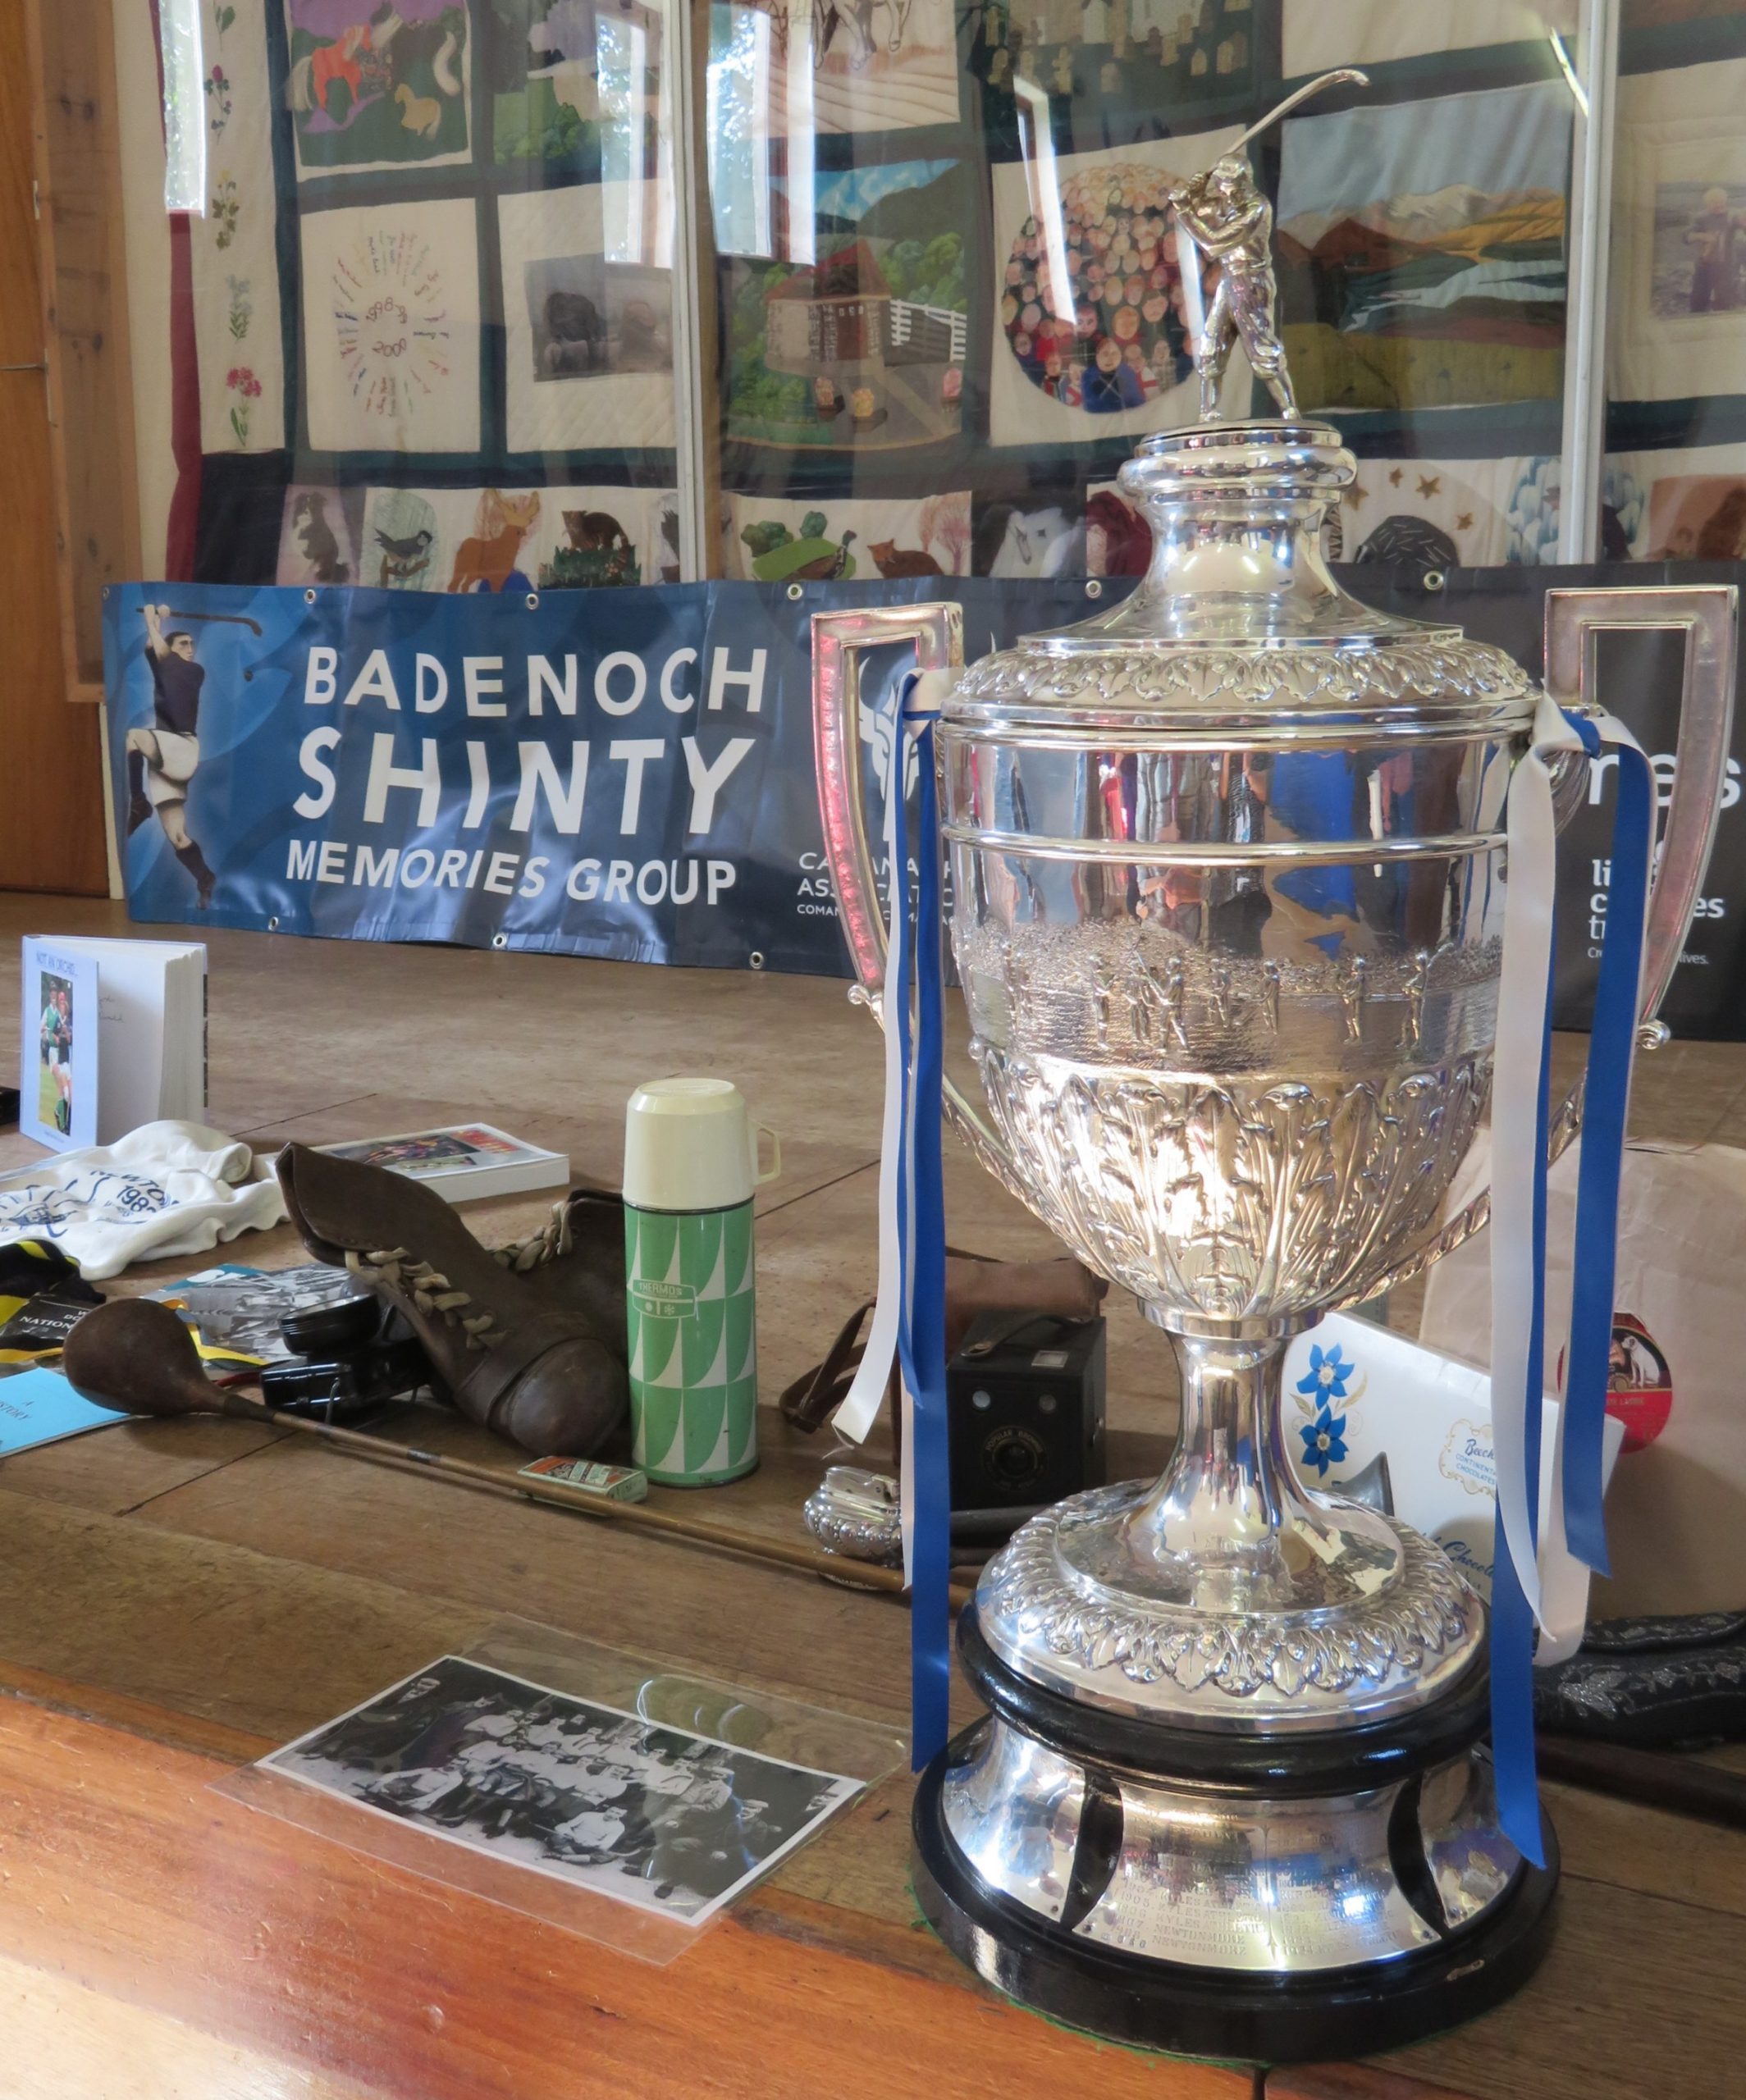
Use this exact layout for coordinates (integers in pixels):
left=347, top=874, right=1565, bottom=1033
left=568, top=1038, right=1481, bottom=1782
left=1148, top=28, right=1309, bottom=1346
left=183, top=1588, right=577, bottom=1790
left=1556, top=0, right=1620, bottom=565
left=670, top=0, right=710, bottom=582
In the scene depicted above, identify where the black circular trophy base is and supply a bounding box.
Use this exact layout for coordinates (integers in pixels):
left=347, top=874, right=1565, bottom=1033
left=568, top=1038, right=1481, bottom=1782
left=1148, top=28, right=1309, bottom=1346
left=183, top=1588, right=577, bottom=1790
left=912, top=1733, right=1560, bottom=2066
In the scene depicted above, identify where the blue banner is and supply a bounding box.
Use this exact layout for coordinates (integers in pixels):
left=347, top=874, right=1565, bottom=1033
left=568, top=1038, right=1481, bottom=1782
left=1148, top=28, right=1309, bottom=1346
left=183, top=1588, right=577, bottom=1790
left=104, top=568, right=1746, bottom=1030
left=103, top=578, right=1113, bottom=975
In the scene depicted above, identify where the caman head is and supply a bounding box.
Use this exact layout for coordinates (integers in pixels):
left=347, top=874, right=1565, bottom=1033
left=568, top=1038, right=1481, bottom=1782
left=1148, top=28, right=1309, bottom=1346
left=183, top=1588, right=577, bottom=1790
left=167, top=631, right=196, bottom=660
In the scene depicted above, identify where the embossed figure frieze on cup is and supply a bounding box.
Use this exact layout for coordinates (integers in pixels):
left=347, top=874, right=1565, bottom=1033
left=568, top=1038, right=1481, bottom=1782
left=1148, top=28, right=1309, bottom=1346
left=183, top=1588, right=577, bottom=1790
left=809, top=75, right=1737, bottom=2065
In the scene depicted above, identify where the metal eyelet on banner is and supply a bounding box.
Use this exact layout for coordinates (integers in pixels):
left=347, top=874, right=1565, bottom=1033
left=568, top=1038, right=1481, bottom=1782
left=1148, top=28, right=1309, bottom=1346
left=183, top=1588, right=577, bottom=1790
left=1423, top=570, right=1447, bottom=593
left=787, top=583, right=804, bottom=602
left=304, top=588, right=317, bottom=605
left=267, top=916, right=280, bottom=933
left=525, top=592, right=540, bottom=610
left=1085, top=579, right=1104, bottom=599
left=491, top=934, right=509, bottom=950
left=749, top=951, right=766, bottom=970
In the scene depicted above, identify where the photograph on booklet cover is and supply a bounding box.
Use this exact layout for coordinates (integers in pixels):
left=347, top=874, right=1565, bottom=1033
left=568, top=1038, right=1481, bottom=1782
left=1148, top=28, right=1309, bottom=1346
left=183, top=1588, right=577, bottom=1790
left=148, top=1264, right=368, bottom=1365
left=317, top=1122, right=569, bottom=1202
left=40, top=938, right=208, bottom=1142
left=263, top=1655, right=862, bottom=1924
left=20, top=942, right=98, bottom=1153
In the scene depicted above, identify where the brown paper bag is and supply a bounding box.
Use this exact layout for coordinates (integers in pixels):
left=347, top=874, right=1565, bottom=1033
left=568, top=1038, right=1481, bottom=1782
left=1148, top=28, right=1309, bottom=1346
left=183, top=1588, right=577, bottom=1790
left=1419, top=1139, right=1746, bottom=1618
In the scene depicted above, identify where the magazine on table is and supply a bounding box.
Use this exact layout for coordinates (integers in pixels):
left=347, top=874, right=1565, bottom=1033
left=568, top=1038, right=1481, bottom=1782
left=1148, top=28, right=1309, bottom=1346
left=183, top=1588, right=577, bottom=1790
left=313, top=1124, right=569, bottom=1205
left=149, top=1262, right=367, bottom=1366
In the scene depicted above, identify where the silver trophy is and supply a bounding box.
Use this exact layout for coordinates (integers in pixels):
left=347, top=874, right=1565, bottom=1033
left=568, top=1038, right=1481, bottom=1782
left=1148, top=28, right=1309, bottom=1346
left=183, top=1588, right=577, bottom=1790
left=811, top=97, right=1737, bottom=2062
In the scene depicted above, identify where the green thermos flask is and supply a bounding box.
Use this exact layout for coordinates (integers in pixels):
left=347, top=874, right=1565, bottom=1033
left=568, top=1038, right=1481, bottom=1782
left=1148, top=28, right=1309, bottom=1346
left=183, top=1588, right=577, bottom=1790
left=622, top=1077, right=779, bottom=1486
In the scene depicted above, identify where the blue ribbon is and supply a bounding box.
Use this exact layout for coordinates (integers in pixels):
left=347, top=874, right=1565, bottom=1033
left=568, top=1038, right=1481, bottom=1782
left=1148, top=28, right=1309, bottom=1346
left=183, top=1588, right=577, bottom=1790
left=892, top=673, right=952, bottom=1769
left=1491, top=707, right=1656, bottom=1862
left=1561, top=719, right=1654, bottom=1575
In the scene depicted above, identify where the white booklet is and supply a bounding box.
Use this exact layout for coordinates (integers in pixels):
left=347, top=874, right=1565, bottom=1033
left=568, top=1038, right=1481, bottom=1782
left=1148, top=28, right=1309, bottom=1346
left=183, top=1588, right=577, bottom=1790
left=314, top=1123, right=569, bottom=1205
left=20, top=939, right=99, bottom=1151
left=21, top=937, right=207, bottom=1145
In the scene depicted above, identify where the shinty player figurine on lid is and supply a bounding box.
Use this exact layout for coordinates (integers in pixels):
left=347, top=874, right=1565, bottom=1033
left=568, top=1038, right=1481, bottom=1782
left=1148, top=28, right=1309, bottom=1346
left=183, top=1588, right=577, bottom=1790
left=809, top=70, right=1737, bottom=2062
left=1169, top=153, right=1296, bottom=421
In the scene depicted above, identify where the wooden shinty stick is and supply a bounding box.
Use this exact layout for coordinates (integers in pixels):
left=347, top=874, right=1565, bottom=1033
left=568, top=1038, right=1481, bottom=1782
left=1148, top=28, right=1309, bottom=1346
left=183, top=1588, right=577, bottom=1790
left=62, top=1297, right=976, bottom=1608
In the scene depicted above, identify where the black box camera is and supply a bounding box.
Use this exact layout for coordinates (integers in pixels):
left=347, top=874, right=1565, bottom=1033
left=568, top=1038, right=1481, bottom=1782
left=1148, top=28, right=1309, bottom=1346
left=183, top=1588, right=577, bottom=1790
left=946, top=1311, right=1106, bottom=1518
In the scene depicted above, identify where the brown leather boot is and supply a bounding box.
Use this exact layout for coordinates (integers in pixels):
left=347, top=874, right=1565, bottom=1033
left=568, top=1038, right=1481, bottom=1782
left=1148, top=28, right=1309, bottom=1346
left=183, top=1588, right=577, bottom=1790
left=276, top=1144, right=628, bottom=1458
left=491, top=1186, right=628, bottom=1363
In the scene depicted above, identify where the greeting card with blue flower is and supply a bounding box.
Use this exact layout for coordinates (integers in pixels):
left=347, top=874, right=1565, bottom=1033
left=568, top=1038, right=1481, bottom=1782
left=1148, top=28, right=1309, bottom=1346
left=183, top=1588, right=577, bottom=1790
left=1299, top=1405, right=1349, bottom=1477
left=1287, top=1331, right=1369, bottom=1481
left=1296, top=1342, right=1353, bottom=1401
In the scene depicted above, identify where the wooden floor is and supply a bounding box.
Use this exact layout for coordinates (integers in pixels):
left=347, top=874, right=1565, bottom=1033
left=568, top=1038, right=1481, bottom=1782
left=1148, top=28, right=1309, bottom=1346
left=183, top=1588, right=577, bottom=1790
left=0, top=896, right=1742, bottom=2100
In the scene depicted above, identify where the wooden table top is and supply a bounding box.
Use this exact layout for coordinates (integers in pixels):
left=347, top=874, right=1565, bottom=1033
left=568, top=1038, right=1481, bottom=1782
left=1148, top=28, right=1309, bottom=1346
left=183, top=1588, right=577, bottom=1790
left=0, top=906, right=1739, bottom=2100
left=1, top=1360, right=1741, bottom=2100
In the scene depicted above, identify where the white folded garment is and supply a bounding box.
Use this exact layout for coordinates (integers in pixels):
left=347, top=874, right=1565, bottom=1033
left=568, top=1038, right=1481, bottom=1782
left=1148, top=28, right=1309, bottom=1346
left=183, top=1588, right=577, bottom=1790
left=0, top=1121, right=286, bottom=1280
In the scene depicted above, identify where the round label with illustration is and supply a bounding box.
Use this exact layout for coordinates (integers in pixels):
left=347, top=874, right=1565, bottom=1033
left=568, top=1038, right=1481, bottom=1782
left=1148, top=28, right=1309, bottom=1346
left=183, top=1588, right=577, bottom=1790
left=1602, top=1312, right=1674, bottom=1453
left=1558, top=1311, right=1674, bottom=1454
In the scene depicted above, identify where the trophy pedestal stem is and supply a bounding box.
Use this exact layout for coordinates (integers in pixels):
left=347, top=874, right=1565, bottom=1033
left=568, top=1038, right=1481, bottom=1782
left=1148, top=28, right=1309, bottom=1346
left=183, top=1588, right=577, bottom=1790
left=1055, top=1324, right=1405, bottom=1620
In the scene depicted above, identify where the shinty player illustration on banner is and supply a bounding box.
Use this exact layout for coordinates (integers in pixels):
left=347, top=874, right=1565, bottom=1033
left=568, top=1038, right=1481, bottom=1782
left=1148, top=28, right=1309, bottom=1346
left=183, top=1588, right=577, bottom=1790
left=126, top=605, right=223, bottom=910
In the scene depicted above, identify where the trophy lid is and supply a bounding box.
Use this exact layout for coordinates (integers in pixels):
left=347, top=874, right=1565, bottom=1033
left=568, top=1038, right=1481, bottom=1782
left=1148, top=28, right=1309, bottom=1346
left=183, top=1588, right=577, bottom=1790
left=949, top=110, right=1534, bottom=745
left=948, top=419, right=1536, bottom=741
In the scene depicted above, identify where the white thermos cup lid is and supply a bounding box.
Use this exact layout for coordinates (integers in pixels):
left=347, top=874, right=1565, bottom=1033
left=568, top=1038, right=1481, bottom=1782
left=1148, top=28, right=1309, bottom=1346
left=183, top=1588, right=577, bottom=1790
left=623, top=1077, right=780, bottom=1213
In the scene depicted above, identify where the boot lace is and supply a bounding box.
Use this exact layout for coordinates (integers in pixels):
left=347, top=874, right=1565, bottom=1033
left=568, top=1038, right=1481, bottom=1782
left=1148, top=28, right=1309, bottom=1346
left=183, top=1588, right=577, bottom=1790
left=493, top=1198, right=575, bottom=1276
left=346, top=1247, right=500, bottom=1351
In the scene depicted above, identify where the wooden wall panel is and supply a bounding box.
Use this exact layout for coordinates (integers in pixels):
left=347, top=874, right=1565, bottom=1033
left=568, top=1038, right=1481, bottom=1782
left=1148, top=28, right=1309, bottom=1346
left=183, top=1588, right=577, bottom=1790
left=0, top=0, right=107, bottom=892
left=29, top=0, right=142, bottom=699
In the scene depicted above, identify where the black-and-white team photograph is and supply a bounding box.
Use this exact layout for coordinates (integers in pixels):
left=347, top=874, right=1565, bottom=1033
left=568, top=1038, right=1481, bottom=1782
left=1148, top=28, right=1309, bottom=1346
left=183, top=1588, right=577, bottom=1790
left=263, top=1655, right=864, bottom=1925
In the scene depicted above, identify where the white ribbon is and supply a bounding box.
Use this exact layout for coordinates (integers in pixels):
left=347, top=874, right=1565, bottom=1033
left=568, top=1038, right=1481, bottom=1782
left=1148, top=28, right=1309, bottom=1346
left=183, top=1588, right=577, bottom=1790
left=1489, top=691, right=1575, bottom=1628
left=1491, top=695, right=1652, bottom=1654
left=831, top=669, right=953, bottom=1582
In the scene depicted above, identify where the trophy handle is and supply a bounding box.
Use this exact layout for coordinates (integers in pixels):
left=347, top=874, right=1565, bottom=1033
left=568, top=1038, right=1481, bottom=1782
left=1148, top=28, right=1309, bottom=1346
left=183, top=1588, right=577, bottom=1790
left=811, top=604, right=1029, bottom=1198
left=1353, top=583, right=1739, bottom=1305
left=1542, top=584, right=1738, bottom=1036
